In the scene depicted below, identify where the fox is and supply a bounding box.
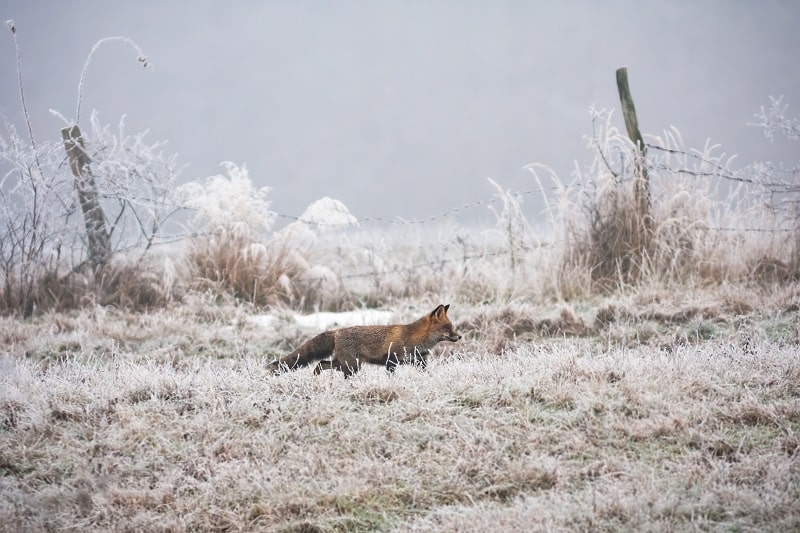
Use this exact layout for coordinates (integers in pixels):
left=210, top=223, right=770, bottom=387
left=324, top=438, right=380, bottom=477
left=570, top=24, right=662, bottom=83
left=268, top=304, right=461, bottom=377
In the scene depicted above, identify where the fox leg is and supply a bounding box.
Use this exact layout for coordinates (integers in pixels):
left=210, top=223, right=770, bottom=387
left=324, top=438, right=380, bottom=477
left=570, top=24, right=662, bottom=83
left=409, top=348, right=428, bottom=370
left=313, top=359, right=341, bottom=375
left=313, top=356, right=359, bottom=377
left=335, top=354, right=361, bottom=378
left=385, top=351, right=427, bottom=373
left=385, top=352, right=400, bottom=373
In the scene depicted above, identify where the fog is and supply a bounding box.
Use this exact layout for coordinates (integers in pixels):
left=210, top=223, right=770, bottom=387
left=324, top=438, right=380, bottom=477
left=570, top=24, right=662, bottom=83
left=2, top=1, right=798, bottom=225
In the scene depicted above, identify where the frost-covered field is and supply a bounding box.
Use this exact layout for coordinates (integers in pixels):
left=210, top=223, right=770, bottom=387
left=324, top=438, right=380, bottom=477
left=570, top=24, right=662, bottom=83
left=2, top=22, right=800, bottom=529
left=1, top=291, right=799, bottom=532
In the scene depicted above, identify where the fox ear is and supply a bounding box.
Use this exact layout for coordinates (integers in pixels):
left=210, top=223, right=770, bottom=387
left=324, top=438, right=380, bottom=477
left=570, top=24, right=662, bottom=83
left=430, top=304, right=445, bottom=318
left=444, top=304, right=450, bottom=313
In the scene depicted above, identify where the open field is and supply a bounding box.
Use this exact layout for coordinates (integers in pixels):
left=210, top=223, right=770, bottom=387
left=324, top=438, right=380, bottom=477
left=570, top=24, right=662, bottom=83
left=2, top=48, right=799, bottom=528
left=1, top=286, right=799, bottom=532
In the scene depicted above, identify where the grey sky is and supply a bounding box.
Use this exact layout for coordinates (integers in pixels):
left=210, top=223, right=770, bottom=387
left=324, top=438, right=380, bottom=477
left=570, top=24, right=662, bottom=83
left=2, top=1, right=799, bottom=225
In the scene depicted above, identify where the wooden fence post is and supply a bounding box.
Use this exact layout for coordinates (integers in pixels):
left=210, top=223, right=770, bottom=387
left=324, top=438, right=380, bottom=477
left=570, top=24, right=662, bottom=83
left=615, top=66, right=652, bottom=222
left=61, top=125, right=111, bottom=269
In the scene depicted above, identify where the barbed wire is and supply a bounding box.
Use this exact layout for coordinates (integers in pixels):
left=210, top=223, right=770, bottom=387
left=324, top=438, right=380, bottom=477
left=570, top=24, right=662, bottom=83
left=698, top=226, right=796, bottom=233
left=340, top=250, right=513, bottom=279
left=136, top=170, right=798, bottom=249
left=647, top=162, right=755, bottom=185
left=144, top=220, right=795, bottom=250
left=645, top=144, right=799, bottom=191
left=331, top=225, right=798, bottom=280
left=275, top=184, right=567, bottom=228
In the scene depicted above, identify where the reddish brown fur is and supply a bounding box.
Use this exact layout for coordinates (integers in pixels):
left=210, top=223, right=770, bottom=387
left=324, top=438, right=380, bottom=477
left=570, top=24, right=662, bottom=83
left=268, top=304, right=461, bottom=377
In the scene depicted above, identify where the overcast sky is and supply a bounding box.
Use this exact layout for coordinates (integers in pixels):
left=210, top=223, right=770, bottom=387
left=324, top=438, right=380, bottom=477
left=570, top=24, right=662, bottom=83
left=2, top=1, right=799, bottom=225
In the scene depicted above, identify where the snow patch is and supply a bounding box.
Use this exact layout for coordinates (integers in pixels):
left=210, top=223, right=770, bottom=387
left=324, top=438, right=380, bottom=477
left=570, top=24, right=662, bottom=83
left=293, top=309, right=393, bottom=330
left=246, top=314, right=276, bottom=329
left=245, top=309, right=394, bottom=332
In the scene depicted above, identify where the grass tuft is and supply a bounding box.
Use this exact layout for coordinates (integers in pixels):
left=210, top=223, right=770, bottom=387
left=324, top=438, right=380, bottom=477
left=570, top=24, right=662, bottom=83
left=188, top=226, right=308, bottom=307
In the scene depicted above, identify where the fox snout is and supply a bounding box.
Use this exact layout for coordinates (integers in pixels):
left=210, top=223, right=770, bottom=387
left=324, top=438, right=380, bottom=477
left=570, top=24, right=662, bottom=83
left=442, top=330, right=462, bottom=342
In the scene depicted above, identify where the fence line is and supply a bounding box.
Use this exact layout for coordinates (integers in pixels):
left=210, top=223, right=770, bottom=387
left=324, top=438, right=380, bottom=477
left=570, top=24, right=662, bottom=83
left=643, top=143, right=751, bottom=183
left=339, top=250, right=514, bottom=279
left=331, top=225, right=799, bottom=281
left=645, top=144, right=799, bottom=190
left=146, top=220, right=795, bottom=250
left=699, top=226, right=796, bottom=233
left=148, top=222, right=795, bottom=248
left=647, top=162, right=754, bottom=184
left=275, top=184, right=567, bottom=228
left=141, top=176, right=797, bottom=250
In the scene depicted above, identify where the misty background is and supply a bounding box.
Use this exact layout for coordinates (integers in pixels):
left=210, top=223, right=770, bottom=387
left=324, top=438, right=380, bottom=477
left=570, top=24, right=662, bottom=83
left=1, top=1, right=799, bottom=227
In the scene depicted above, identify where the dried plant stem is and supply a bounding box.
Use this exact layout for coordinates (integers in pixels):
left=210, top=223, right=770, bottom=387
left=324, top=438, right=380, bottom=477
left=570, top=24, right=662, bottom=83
left=75, top=36, right=150, bottom=124
left=5, top=20, right=43, bottom=177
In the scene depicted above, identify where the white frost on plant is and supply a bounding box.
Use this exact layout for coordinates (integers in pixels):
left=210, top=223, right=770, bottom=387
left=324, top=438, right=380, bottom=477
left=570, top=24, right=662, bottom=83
left=297, top=197, right=358, bottom=229
left=274, top=196, right=357, bottom=249
left=274, top=220, right=318, bottom=250
left=242, top=242, right=269, bottom=266
left=179, top=162, right=276, bottom=236
left=307, top=264, right=339, bottom=288
left=753, top=95, right=800, bottom=142
left=277, top=273, right=293, bottom=294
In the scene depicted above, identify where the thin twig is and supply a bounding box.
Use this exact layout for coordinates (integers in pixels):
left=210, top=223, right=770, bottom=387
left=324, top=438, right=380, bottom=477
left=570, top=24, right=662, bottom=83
left=5, top=20, right=43, bottom=178
left=75, top=36, right=150, bottom=124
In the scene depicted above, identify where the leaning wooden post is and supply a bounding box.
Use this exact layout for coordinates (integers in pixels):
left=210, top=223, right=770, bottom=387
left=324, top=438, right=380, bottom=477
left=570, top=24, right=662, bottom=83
left=61, top=125, right=111, bottom=269
left=615, top=66, right=652, bottom=224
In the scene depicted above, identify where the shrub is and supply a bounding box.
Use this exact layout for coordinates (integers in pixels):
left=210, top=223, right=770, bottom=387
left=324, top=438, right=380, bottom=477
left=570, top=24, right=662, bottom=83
left=0, top=29, right=181, bottom=315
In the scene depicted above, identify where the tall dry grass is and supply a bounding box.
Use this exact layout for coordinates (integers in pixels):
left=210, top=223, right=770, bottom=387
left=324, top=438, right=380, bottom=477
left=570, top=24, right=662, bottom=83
left=0, top=256, right=179, bottom=315
left=188, top=227, right=307, bottom=307
left=534, top=113, right=799, bottom=300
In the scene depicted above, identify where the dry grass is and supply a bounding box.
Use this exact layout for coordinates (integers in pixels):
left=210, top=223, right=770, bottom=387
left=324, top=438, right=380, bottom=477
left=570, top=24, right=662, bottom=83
left=188, top=227, right=311, bottom=308
left=564, top=174, right=653, bottom=291
left=0, top=255, right=181, bottom=317
left=544, top=116, right=800, bottom=299
left=557, top=170, right=790, bottom=298
left=1, top=295, right=798, bottom=532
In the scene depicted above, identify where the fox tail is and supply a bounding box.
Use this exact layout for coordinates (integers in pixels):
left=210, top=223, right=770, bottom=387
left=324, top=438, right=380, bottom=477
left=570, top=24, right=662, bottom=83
left=268, top=331, right=335, bottom=374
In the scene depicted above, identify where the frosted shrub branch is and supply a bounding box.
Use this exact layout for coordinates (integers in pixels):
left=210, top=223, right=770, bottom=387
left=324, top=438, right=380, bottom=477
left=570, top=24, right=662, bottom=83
left=180, top=162, right=275, bottom=238
left=84, top=112, right=184, bottom=255
left=753, top=95, right=800, bottom=142
left=0, top=25, right=180, bottom=313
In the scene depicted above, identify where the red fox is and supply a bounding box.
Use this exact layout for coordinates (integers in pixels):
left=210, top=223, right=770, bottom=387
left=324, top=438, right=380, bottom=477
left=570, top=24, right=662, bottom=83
left=268, top=304, right=461, bottom=377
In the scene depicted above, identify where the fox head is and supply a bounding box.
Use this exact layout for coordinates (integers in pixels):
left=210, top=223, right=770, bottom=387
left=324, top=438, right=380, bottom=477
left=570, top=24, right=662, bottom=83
left=429, top=304, right=462, bottom=343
